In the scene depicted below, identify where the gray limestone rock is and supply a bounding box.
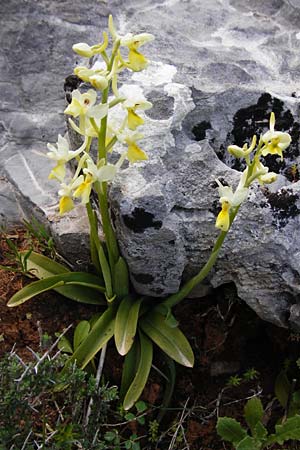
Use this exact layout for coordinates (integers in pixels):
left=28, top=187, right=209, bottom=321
left=2, top=0, right=300, bottom=328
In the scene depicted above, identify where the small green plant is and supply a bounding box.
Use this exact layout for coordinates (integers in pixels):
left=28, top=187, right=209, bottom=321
left=217, top=397, right=300, bottom=449
left=275, top=365, right=300, bottom=418
left=23, top=216, right=55, bottom=257
left=228, top=375, right=243, bottom=387
left=0, top=232, right=32, bottom=274
left=227, top=369, right=260, bottom=387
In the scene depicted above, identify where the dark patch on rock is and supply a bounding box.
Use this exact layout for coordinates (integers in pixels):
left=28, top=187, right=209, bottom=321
left=209, top=199, right=220, bottom=216
left=145, top=90, right=174, bottom=120
left=132, top=272, right=154, bottom=284
left=122, top=208, right=162, bottom=233
left=192, top=121, right=212, bottom=141
left=225, top=93, right=300, bottom=173
left=64, top=75, right=81, bottom=103
left=168, top=239, right=175, bottom=245
left=264, top=188, right=300, bottom=228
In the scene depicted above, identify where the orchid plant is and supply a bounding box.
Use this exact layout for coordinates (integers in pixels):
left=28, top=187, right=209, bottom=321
left=7, top=15, right=292, bottom=411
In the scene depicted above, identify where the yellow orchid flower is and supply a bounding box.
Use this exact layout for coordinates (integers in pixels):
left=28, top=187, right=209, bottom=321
left=126, top=140, right=148, bottom=163
left=215, top=201, right=230, bottom=231
left=59, top=196, right=75, bottom=215
left=228, top=135, right=257, bottom=159
left=119, top=84, right=152, bottom=130
left=127, top=109, right=145, bottom=130
left=58, top=174, right=85, bottom=214
left=215, top=170, right=249, bottom=231
left=261, top=112, right=291, bottom=161
left=47, top=135, right=87, bottom=181
left=64, top=89, right=97, bottom=117
left=72, top=32, right=108, bottom=58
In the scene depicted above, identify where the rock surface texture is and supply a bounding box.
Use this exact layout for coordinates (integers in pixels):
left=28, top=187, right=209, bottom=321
left=2, top=0, right=300, bottom=327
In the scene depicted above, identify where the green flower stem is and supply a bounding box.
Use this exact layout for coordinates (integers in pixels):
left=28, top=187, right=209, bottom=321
left=105, top=136, right=118, bottom=153
left=86, top=202, right=113, bottom=298
left=109, top=97, right=125, bottom=109
left=96, top=45, right=121, bottom=278
left=95, top=181, right=119, bottom=269
left=161, top=207, right=240, bottom=309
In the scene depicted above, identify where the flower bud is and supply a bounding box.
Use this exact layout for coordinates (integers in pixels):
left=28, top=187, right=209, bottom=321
left=72, top=43, right=94, bottom=58
left=89, top=74, right=108, bottom=90
left=228, top=145, right=246, bottom=158
left=260, top=172, right=277, bottom=184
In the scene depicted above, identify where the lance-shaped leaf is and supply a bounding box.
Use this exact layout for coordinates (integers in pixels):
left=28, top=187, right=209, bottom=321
left=120, top=339, right=139, bottom=400
left=23, top=251, right=105, bottom=304
left=244, top=397, right=264, bottom=435
left=140, top=311, right=194, bottom=367
left=63, top=307, right=115, bottom=370
left=73, top=320, right=91, bottom=350
left=113, top=256, right=129, bottom=298
left=123, top=331, right=153, bottom=410
left=114, top=296, right=143, bottom=355
left=23, top=251, right=70, bottom=277
left=7, top=272, right=106, bottom=307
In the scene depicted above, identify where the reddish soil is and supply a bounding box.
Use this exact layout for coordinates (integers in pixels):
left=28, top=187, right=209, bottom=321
left=0, top=228, right=298, bottom=450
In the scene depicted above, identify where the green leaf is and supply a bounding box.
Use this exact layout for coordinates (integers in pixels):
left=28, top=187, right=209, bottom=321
left=123, top=331, right=153, bottom=410
left=216, top=417, right=247, bottom=445
left=120, top=339, right=139, bottom=401
left=155, top=304, right=179, bottom=328
left=253, top=422, right=267, bottom=441
left=135, top=401, right=147, bottom=413
left=98, top=245, right=113, bottom=299
left=244, top=397, right=264, bottom=434
left=24, top=251, right=70, bottom=276
left=7, top=272, right=106, bottom=307
left=113, top=256, right=129, bottom=298
left=267, top=415, right=300, bottom=445
left=140, top=311, right=194, bottom=367
left=73, top=320, right=90, bottom=350
left=63, top=307, right=115, bottom=370
left=115, top=296, right=143, bottom=355
left=56, top=335, right=73, bottom=354
left=23, top=251, right=106, bottom=304
left=236, top=436, right=262, bottom=450
left=275, top=370, right=290, bottom=409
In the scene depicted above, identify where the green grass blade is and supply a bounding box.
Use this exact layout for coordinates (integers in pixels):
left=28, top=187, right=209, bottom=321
left=140, top=311, right=194, bottom=367
left=123, top=330, right=153, bottom=410
left=114, top=296, right=143, bottom=355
